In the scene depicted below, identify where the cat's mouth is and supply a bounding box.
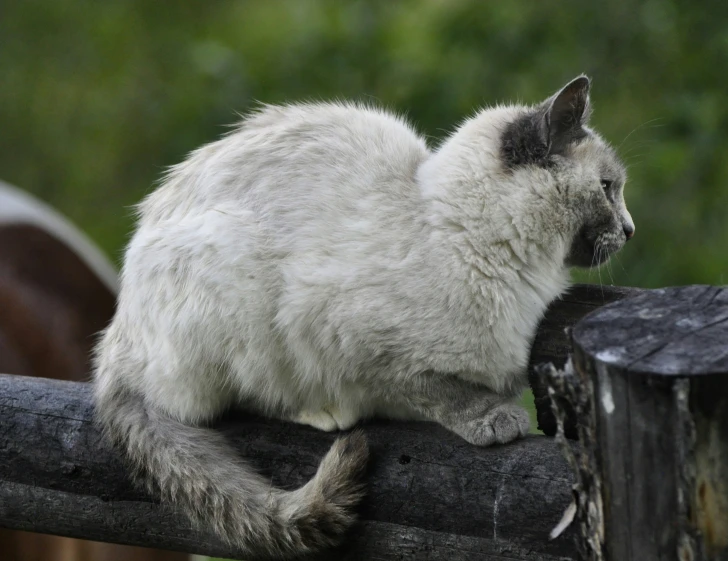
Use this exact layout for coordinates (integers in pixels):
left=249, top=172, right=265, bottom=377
left=566, top=230, right=624, bottom=268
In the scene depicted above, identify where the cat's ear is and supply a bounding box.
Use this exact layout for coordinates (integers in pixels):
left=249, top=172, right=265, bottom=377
left=540, top=75, right=591, bottom=155
left=500, top=76, right=591, bottom=169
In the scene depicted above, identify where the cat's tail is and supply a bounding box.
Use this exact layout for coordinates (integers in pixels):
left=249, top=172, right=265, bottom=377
left=94, top=379, right=368, bottom=558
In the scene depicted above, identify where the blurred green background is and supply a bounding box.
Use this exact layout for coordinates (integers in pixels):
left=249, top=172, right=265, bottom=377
left=2, top=0, right=727, bottom=288
left=1, top=2, right=725, bottom=559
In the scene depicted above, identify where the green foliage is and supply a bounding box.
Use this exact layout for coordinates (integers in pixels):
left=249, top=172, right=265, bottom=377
left=4, top=8, right=720, bottom=550
left=2, top=0, right=726, bottom=287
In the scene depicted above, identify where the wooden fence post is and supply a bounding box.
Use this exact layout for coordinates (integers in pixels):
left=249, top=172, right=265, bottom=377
left=556, top=285, right=728, bottom=560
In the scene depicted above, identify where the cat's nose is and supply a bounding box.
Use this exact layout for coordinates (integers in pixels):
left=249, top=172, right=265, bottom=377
left=623, top=224, right=635, bottom=240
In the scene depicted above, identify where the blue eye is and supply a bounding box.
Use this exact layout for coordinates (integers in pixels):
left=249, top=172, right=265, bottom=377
left=600, top=179, right=613, bottom=191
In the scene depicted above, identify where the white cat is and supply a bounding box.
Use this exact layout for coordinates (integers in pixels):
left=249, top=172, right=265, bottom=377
left=94, top=75, right=634, bottom=557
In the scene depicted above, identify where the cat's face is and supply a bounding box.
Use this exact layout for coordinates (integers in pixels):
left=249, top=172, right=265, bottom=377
left=500, top=76, right=634, bottom=268
left=561, top=135, right=633, bottom=267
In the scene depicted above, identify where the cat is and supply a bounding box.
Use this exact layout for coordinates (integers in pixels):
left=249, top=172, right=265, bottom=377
left=93, top=75, right=634, bottom=558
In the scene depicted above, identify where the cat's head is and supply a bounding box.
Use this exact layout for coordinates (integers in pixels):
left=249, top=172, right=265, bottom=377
left=500, top=76, right=634, bottom=267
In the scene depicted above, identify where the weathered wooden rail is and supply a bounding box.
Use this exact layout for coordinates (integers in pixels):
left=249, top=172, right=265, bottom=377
left=0, top=284, right=635, bottom=560
left=2, top=284, right=725, bottom=560
left=0, top=374, right=574, bottom=561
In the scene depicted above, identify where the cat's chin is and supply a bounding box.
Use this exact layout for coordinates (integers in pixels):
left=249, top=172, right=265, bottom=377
left=565, top=238, right=620, bottom=268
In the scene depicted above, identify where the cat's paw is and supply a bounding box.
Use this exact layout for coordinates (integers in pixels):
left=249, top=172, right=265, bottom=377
left=453, top=403, right=530, bottom=447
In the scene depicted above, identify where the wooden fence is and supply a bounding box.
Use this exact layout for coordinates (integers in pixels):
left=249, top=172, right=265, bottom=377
left=1, top=284, right=726, bottom=560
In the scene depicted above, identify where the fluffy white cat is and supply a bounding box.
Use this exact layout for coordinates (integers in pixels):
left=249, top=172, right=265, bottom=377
left=94, top=75, right=634, bottom=558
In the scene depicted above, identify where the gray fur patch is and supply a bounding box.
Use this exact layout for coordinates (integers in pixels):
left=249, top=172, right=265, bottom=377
left=501, top=76, right=591, bottom=170
left=500, top=108, right=590, bottom=170
left=500, top=110, right=551, bottom=169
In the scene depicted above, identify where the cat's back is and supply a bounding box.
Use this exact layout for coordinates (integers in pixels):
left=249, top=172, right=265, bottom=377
left=230, top=102, right=429, bottom=207
left=242, top=101, right=427, bottom=171
left=140, top=102, right=429, bottom=226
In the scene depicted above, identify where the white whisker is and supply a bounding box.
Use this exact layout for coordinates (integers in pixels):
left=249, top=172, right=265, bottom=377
left=596, top=242, right=604, bottom=298
left=606, top=253, right=615, bottom=286
left=617, top=118, right=665, bottom=152
left=614, top=253, right=628, bottom=275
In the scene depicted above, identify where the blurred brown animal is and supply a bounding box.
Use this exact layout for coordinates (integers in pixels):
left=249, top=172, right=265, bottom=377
left=0, top=181, right=189, bottom=561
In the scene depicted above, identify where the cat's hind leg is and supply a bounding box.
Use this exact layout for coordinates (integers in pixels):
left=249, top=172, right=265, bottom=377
left=293, top=410, right=339, bottom=432
left=292, top=404, right=360, bottom=432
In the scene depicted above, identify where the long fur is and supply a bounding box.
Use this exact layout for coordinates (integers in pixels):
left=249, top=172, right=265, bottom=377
left=95, top=375, right=367, bottom=557
left=94, top=76, right=634, bottom=556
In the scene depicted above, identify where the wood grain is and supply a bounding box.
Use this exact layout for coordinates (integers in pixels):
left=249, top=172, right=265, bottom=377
left=528, top=283, right=644, bottom=437
left=0, top=374, right=578, bottom=561
left=570, top=285, right=728, bottom=560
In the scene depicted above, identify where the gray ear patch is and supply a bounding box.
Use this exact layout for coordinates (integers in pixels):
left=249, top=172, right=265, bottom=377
left=500, top=76, right=592, bottom=170
left=500, top=110, right=551, bottom=169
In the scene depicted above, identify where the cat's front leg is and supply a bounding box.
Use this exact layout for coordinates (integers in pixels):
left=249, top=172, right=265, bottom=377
left=442, top=401, right=530, bottom=446
left=389, top=375, right=530, bottom=447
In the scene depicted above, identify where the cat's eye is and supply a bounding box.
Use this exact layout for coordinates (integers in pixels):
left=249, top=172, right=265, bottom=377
left=600, top=179, right=613, bottom=191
